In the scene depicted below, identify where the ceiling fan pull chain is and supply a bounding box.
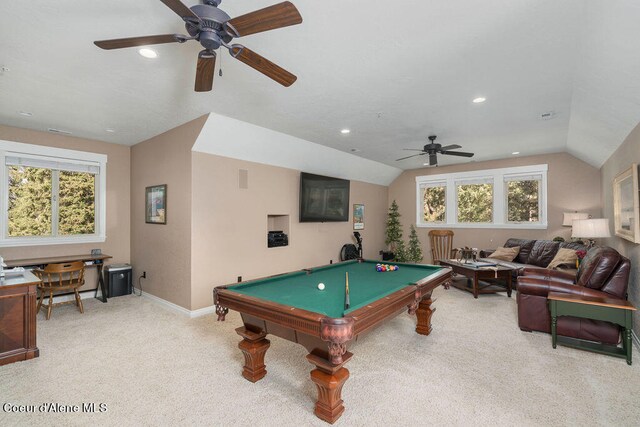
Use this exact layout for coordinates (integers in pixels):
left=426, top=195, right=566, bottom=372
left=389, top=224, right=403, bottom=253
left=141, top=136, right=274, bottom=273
left=219, top=52, right=223, bottom=77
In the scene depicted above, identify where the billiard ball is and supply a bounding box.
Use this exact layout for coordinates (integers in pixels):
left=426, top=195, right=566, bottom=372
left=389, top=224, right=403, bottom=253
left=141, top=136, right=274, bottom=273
left=318, top=283, right=325, bottom=290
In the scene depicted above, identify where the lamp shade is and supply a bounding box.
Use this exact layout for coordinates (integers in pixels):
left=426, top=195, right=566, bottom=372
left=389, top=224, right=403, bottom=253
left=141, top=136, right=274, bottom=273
left=562, top=212, right=589, bottom=226
left=572, top=218, right=611, bottom=238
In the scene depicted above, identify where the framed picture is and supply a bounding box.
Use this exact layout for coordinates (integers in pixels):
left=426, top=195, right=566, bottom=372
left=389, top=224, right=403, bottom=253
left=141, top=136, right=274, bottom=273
left=146, top=184, right=167, bottom=224
left=613, top=164, right=639, bottom=243
left=353, top=204, right=364, bottom=230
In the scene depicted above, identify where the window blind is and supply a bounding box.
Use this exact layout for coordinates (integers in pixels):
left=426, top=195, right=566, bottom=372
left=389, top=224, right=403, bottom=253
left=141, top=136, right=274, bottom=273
left=6, top=154, right=100, bottom=174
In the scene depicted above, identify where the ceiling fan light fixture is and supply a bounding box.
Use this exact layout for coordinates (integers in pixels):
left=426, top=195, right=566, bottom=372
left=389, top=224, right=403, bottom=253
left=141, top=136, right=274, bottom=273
left=472, top=97, right=486, bottom=104
left=138, top=48, right=158, bottom=59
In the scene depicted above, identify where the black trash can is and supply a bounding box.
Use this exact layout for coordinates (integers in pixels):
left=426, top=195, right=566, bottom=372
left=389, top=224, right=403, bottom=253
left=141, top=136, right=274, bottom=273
left=105, top=264, right=132, bottom=297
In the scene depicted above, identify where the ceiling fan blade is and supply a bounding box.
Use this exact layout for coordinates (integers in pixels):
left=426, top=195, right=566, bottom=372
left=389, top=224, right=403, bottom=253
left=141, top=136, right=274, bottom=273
left=402, top=148, right=426, bottom=152
left=429, top=153, right=438, bottom=166
left=224, top=1, right=302, bottom=38
left=441, top=150, right=474, bottom=157
left=229, top=45, right=297, bottom=87
left=396, top=153, right=426, bottom=161
left=159, top=0, right=201, bottom=23
left=195, top=51, right=216, bottom=92
left=439, top=144, right=461, bottom=151
left=94, top=34, right=182, bottom=50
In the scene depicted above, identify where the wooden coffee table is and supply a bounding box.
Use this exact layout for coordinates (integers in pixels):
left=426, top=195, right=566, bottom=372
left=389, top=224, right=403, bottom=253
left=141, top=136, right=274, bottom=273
left=439, top=260, right=512, bottom=299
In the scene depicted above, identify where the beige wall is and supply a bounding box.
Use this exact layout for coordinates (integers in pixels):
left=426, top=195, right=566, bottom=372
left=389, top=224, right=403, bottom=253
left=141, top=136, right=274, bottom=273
left=0, top=125, right=131, bottom=291
left=190, top=152, right=388, bottom=310
left=600, top=122, right=640, bottom=334
left=130, top=116, right=207, bottom=309
left=388, top=152, right=602, bottom=258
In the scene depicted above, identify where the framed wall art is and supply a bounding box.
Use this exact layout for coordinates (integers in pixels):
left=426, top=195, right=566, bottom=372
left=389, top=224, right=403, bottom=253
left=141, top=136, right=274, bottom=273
left=613, top=164, right=639, bottom=243
left=146, top=184, right=167, bottom=224
left=353, top=204, right=364, bottom=230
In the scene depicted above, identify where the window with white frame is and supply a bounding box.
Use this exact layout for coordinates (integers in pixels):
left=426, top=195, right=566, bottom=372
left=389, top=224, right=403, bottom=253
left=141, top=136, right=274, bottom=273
left=416, top=164, right=547, bottom=229
left=0, top=140, right=107, bottom=246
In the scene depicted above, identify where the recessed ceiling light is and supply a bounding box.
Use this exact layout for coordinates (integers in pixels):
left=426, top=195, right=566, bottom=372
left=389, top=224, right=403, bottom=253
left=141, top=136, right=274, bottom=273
left=472, top=97, right=486, bottom=103
left=18, top=111, right=33, bottom=117
left=106, top=128, right=115, bottom=133
left=48, top=128, right=72, bottom=135
left=512, top=151, right=520, bottom=155
left=138, top=48, right=158, bottom=59
left=341, top=129, right=351, bottom=134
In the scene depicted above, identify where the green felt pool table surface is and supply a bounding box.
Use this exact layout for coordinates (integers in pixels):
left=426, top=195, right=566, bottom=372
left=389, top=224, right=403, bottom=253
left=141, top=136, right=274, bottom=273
left=227, top=260, right=444, bottom=318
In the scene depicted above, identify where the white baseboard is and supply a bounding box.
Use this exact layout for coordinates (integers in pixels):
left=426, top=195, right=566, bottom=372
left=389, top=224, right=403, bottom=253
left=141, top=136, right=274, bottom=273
left=132, top=288, right=214, bottom=318
left=42, top=289, right=99, bottom=305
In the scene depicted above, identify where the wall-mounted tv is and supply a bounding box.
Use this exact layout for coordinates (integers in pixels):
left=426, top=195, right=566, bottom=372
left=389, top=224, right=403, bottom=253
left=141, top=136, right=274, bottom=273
left=299, top=172, right=350, bottom=222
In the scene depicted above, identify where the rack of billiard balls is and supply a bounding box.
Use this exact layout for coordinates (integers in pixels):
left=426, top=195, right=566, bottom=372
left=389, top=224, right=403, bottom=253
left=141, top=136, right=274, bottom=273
left=376, top=263, right=399, bottom=272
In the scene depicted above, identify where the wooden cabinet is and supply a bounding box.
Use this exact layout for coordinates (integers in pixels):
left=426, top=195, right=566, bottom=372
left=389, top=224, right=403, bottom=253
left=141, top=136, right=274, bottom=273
left=0, top=271, right=40, bottom=366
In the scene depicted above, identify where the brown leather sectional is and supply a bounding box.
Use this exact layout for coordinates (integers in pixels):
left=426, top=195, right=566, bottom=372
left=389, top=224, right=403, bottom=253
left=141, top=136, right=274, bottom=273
left=479, top=238, right=589, bottom=279
left=517, top=246, right=631, bottom=344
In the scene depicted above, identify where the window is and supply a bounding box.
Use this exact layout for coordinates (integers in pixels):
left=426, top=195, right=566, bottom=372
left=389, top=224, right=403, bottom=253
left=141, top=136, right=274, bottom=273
left=416, top=164, right=547, bottom=229
left=1, top=140, right=107, bottom=246
left=421, top=181, right=446, bottom=222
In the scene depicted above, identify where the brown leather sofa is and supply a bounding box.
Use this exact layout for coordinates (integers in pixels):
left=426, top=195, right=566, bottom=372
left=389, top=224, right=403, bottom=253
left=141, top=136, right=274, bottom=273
left=516, top=246, right=631, bottom=344
left=479, top=238, right=588, bottom=279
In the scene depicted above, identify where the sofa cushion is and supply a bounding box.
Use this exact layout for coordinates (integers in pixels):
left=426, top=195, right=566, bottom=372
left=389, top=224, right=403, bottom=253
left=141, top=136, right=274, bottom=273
left=559, top=241, right=589, bottom=252
left=504, top=238, right=535, bottom=264
left=488, top=246, right=520, bottom=262
left=528, top=240, right=560, bottom=267
left=547, top=247, right=578, bottom=269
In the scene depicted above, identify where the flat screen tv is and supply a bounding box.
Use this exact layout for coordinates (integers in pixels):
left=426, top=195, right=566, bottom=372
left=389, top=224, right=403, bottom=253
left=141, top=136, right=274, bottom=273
left=299, top=172, right=350, bottom=222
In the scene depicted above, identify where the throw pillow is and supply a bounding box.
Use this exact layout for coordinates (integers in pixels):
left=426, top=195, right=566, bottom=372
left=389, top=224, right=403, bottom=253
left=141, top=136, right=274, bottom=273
left=547, top=247, right=578, bottom=269
left=488, top=246, right=520, bottom=262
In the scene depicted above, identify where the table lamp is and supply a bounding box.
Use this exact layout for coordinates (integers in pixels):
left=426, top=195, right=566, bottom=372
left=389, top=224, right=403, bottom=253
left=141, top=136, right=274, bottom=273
left=572, top=218, right=611, bottom=248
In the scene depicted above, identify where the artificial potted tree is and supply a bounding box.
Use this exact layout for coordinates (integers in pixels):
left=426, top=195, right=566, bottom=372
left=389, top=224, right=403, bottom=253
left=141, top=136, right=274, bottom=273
left=384, top=200, right=405, bottom=261
left=406, top=225, right=423, bottom=263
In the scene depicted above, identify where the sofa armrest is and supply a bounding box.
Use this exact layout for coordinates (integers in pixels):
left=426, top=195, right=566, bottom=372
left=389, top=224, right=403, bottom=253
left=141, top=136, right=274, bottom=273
left=479, top=248, right=496, bottom=258
left=521, top=267, right=575, bottom=283
left=517, top=276, right=612, bottom=299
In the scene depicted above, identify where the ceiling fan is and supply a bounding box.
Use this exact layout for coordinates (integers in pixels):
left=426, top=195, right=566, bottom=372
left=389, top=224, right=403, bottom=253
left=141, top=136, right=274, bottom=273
left=94, top=0, right=302, bottom=92
left=396, top=135, right=474, bottom=166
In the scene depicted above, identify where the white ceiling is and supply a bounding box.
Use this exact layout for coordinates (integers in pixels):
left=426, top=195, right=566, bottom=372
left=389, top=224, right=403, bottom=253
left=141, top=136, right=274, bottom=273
left=1, top=0, right=640, bottom=170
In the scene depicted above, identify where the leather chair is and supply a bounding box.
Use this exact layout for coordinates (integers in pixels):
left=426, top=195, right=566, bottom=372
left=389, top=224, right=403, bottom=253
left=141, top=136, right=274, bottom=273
left=517, top=246, right=630, bottom=344
left=428, top=229, right=454, bottom=265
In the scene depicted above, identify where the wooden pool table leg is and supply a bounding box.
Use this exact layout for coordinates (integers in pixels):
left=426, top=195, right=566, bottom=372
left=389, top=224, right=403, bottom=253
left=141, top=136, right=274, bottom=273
left=306, top=352, right=353, bottom=424
left=236, top=327, right=270, bottom=382
left=415, top=296, right=436, bottom=336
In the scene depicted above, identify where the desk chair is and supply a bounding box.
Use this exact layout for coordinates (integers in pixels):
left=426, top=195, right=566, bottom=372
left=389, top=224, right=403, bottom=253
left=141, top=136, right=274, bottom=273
left=428, top=229, right=455, bottom=265
left=34, top=261, right=85, bottom=320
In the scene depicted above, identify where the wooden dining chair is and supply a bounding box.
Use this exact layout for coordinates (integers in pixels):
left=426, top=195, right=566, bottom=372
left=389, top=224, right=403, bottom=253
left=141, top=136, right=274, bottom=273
left=34, top=261, right=86, bottom=320
left=428, top=229, right=455, bottom=265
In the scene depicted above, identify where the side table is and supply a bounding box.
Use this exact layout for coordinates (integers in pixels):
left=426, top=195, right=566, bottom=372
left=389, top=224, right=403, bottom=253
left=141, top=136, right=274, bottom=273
left=548, top=292, right=636, bottom=365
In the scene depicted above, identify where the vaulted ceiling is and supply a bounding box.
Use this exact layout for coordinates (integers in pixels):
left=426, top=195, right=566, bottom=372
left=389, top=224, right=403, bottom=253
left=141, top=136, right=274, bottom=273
left=1, top=0, right=640, bottom=170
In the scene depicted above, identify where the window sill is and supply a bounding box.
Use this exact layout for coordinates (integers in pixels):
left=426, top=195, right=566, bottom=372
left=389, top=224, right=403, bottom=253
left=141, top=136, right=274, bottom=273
left=0, top=235, right=106, bottom=247
left=416, top=223, right=547, bottom=230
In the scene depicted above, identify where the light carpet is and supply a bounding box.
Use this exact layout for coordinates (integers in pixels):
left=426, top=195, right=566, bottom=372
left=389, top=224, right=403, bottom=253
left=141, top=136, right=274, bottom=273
left=1, top=285, right=638, bottom=426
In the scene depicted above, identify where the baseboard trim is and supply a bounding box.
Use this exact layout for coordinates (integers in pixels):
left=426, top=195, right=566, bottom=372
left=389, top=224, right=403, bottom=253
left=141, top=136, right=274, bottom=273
left=43, top=289, right=97, bottom=305
left=132, top=288, right=214, bottom=318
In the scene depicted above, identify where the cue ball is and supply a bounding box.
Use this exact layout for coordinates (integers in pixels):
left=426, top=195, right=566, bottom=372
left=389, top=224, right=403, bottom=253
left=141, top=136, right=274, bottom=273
left=317, top=283, right=325, bottom=290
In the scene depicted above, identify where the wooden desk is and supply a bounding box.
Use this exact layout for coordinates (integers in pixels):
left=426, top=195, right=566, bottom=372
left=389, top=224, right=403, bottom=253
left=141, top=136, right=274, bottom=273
left=5, top=254, right=112, bottom=303
left=0, top=271, right=41, bottom=366
left=548, top=292, right=636, bottom=365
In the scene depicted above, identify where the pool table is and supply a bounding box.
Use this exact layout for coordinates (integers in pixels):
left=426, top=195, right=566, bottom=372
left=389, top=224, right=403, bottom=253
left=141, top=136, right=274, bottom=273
left=214, top=259, right=451, bottom=424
